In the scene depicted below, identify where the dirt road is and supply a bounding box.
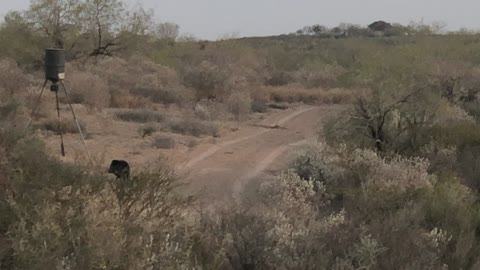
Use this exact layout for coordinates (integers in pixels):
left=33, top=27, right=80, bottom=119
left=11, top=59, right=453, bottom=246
left=179, top=105, right=342, bottom=199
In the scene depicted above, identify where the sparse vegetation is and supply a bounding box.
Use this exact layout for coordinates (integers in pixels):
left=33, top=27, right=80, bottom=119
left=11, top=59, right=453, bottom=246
left=0, top=58, right=32, bottom=97
left=194, top=103, right=211, bottom=120
left=166, top=117, right=219, bottom=137
left=251, top=100, right=268, bottom=113
left=42, top=118, right=87, bottom=135
left=115, top=110, right=165, bottom=123
left=152, top=135, right=176, bottom=149
left=182, top=60, right=229, bottom=100
left=65, top=69, right=110, bottom=111
left=260, top=86, right=355, bottom=104
left=137, top=124, right=156, bottom=138
left=227, top=92, right=252, bottom=120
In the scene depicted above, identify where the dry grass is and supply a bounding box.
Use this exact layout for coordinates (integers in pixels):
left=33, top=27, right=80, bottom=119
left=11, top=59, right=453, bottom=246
left=41, top=118, right=87, bottom=135
left=0, top=58, right=32, bottom=98
left=227, top=92, right=252, bottom=120
left=130, top=86, right=185, bottom=105
left=194, top=100, right=231, bottom=121
left=251, top=100, right=269, bottom=113
left=70, top=57, right=193, bottom=110
left=138, top=124, right=157, bottom=138
left=110, top=93, right=150, bottom=109
left=257, top=86, right=355, bottom=105
left=65, top=70, right=110, bottom=111
left=152, top=136, right=176, bottom=149
left=165, top=117, right=219, bottom=137
left=114, top=109, right=219, bottom=138
left=182, top=60, right=229, bottom=100
left=293, top=64, right=347, bottom=88
left=115, top=110, right=165, bottom=123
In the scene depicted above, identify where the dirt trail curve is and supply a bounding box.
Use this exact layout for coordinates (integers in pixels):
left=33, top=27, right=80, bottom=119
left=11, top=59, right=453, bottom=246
left=179, top=105, right=342, bottom=199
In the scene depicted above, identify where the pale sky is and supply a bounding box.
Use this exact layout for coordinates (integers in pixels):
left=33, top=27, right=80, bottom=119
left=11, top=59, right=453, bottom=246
left=1, top=0, right=480, bottom=40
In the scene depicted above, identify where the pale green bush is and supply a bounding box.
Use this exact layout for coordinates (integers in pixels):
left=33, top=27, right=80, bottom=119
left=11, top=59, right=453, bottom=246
left=434, top=101, right=475, bottom=126
left=290, top=143, right=346, bottom=185
left=194, top=103, right=211, bottom=120
left=195, top=170, right=337, bottom=269
left=290, top=144, right=334, bottom=182
left=349, top=148, right=434, bottom=191
left=292, top=143, right=434, bottom=192
left=294, top=63, right=346, bottom=88
left=333, top=234, right=387, bottom=270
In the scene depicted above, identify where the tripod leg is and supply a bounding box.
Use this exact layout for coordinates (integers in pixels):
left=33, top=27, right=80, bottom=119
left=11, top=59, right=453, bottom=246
left=60, top=81, right=94, bottom=164
left=55, top=90, right=66, bottom=157
left=25, top=80, right=48, bottom=130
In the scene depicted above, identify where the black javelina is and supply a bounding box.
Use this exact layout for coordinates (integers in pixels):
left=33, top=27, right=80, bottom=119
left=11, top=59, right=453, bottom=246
left=108, top=160, right=130, bottom=180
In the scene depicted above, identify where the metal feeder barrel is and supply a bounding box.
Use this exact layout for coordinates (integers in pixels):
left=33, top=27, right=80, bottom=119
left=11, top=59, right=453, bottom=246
left=45, top=48, right=65, bottom=82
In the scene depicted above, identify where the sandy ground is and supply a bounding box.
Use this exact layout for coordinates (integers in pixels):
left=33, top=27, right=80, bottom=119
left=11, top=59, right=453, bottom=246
left=40, top=103, right=343, bottom=199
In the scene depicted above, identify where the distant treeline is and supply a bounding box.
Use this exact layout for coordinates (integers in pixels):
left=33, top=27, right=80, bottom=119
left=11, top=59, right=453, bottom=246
left=294, top=20, right=467, bottom=38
